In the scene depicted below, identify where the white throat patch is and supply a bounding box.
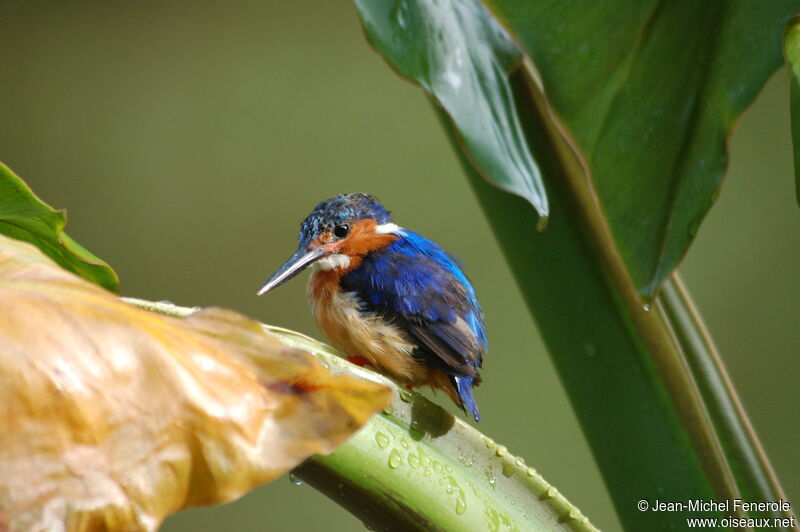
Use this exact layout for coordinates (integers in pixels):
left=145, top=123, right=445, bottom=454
left=314, top=254, right=351, bottom=271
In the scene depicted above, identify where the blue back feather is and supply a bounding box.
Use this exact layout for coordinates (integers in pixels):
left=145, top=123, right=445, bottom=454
left=341, top=230, right=485, bottom=421
left=341, top=230, right=487, bottom=367
left=344, top=231, right=486, bottom=353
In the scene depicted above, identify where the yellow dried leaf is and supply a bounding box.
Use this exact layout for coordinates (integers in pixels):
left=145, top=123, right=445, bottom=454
left=0, top=235, right=390, bottom=532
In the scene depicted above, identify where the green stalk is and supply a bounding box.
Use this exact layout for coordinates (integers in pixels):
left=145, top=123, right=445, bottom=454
left=660, top=275, right=796, bottom=527
left=126, top=298, right=598, bottom=532
left=783, top=15, right=800, bottom=205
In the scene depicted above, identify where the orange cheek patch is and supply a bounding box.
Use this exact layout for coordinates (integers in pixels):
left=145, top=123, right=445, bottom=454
left=339, top=219, right=398, bottom=257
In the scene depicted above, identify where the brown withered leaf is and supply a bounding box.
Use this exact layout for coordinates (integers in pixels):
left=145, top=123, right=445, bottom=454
left=0, top=235, right=391, bottom=532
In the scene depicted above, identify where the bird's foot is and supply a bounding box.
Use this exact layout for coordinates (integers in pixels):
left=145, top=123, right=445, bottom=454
left=346, top=356, right=373, bottom=368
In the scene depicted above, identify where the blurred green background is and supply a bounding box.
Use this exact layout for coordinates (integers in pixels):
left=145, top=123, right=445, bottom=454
left=1, top=2, right=797, bottom=530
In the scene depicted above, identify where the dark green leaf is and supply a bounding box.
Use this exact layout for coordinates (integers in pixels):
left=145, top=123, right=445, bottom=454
left=436, top=98, right=727, bottom=530
left=355, top=0, right=548, bottom=220
left=0, top=161, right=119, bottom=291
left=481, top=0, right=797, bottom=298
left=785, top=14, right=800, bottom=206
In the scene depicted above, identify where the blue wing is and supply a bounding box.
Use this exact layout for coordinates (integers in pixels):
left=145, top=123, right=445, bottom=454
left=340, top=230, right=487, bottom=382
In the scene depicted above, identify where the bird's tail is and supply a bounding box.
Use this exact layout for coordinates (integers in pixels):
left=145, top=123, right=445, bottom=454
left=453, top=375, right=480, bottom=422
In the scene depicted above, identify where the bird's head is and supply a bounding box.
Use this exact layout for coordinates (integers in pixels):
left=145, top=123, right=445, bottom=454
left=258, top=193, right=402, bottom=295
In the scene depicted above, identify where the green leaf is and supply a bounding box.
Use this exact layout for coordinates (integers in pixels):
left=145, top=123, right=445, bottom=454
left=0, top=161, right=119, bottom=291
left=134, top=300, right=599, bottom=532
left=785, top=14, right=800, bottom=206
left=481, top=0, right=797, bottom=298
left=355, top=0, right=548, bottom=221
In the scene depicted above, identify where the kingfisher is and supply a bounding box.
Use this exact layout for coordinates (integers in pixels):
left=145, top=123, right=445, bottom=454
left=257, top=193, right=486, bottom=421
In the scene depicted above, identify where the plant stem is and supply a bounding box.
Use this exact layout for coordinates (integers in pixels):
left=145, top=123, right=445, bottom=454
left=660, top=275, right=796, bottom=527
left=126, top=298, right=598, bottom=532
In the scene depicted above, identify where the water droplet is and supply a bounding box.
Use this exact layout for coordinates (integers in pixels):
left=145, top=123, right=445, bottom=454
left=408, top=453, right=421, bottom=469
left=388, top=449, right=403, bottom=469
left=455, top=498, right=467, bottom=515
left=409, top=420, right=420, bottom=432
left=502, top=461, right=515, bottom=478
left=540, top=487, right=557, bottom=500
left=423, top=469, right=432, bottom=477
left=583, top=342, right=597, bottom=358
left=483, top=437, right=495, bottom=449
left=446, top=487, right=453, bottom=495
left=536, top=215, right=549, bottom=232
left=486, top=508, right=500, bottom=528
left=432, top=461, right=443, bottom=474
left=375, top=432, right=390, bottom=449
left=399, top=390, right=413, bottom=402
left=383, top=404, right=395, bottom=416
left=526, top=467, right=537, bottom=477
left=392, top=0, right=408, bottom=29
left=515, top=457, right=525, bottom=467
left=445, top=464, right=453, bottom=474
left=495, top=445, right=507, bottom=457
left=288, top=473, right=303, bottom=486
left=642, top=303, right=651, bottom=312
left=484, top=468, right=497, bottom=488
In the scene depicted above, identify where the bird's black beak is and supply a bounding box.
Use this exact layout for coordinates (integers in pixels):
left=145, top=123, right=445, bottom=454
left=257, top=246, right=327, bottom=295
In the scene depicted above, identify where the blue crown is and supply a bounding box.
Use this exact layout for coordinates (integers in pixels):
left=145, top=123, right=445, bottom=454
left=298, top=193, right=391, bottom=244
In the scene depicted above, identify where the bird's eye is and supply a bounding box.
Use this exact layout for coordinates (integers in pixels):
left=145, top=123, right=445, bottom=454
left=333, top=224, right=350, bottom=238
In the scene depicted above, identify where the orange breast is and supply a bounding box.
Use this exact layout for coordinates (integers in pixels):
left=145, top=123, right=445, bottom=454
left=307, top=270, right=425, bottom=384
left=303, top=220, right=455, bottom=396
